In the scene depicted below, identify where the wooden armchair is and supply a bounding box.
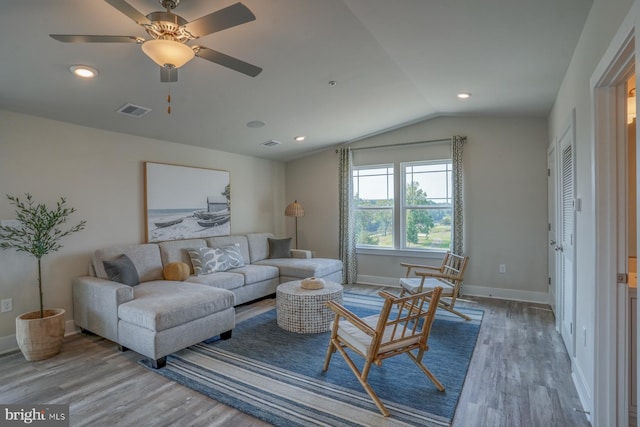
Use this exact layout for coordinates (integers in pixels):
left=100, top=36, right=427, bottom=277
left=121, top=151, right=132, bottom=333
left=400, top=252, right=470, bottom=321
left=322, top=287, right=444, bottom=417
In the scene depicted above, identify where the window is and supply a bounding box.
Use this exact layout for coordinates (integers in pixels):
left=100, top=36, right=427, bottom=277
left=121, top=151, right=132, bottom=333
left=402, top=161, right=452, bottom=250
left=353, top=159, right=452, bottom=252
left=353, top=165, right=394, bottom=247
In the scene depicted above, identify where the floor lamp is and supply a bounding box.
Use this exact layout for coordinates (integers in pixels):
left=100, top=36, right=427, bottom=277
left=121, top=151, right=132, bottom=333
left=285, top=200, right=305, bottom=249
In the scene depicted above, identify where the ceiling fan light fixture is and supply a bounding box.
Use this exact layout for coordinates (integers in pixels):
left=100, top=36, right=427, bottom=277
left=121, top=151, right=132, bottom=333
left=141, top=39, right=195, bottom=68
left=69, top=65, right=98, bottom=78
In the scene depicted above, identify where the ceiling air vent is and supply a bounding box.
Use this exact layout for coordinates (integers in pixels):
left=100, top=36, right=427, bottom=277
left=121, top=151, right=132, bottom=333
left=261, top=140, right=281, bottom=147
left=116, top=103, right=151, bottom=118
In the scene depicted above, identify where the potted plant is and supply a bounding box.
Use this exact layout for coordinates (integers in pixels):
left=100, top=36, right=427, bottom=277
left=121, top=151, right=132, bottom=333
left=0, top=194, right=86, bottom=361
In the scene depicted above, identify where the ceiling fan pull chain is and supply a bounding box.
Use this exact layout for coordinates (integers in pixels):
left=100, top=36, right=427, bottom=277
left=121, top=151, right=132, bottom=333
left=167, top=86, right=171, bottom=114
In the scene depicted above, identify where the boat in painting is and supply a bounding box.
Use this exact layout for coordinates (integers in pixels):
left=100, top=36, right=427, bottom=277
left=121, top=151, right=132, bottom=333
left=154, top=218, right=183, bottom=228
left=197, top=214, right=230, bottom=228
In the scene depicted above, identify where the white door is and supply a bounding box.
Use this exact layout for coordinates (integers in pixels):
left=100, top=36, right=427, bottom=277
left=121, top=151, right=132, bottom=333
left=548, top=145, right=558, bottom=317
left=558, top=118, right=576, bottom=356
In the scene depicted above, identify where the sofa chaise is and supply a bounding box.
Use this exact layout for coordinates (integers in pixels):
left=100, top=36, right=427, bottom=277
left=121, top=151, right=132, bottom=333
left=72, top=232, right=343, bottom=368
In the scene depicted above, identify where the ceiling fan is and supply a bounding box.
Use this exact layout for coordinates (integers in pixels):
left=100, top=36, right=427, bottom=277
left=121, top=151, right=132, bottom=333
left=50, top=0, right=262, bottom=82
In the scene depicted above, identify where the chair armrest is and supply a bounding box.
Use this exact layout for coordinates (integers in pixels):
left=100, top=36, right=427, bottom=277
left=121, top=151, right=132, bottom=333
left=413, top=270, right=458, bottom=280
left=291, top=249, right=312, bottom=259
left=72, top=276, right=134, bottom=342
left=325, top=300, right=375, bottom=336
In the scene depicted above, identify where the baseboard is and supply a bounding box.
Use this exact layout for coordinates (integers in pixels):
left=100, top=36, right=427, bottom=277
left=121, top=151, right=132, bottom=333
left=356, top=275, right=550, bottom=304
left=462, top=284, right=549, bottom=304
left=572, top=361, right=593, bottom=423
left=0, top=320, right=78, bottom=355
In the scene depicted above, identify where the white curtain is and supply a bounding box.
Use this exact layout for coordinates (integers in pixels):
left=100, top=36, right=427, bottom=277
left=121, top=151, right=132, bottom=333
left=452, top=136, right=466, bottom=256
left=338, top=147, right=357, bottom=284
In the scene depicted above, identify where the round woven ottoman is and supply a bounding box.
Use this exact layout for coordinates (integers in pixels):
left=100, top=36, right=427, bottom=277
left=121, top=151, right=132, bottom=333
left=276, top=280, right=343, bottom=333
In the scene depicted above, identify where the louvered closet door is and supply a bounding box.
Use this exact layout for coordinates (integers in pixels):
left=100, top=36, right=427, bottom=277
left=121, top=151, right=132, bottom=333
left=559, top=130, right=576, bottom=356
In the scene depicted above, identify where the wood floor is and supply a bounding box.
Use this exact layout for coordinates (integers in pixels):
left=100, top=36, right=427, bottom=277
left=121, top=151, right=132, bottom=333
left=0, top=284, right=590, bottom=427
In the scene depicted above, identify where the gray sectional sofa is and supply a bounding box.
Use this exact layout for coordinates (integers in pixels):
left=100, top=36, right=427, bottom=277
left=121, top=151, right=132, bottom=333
left=72, top=232, right=343, bottom=368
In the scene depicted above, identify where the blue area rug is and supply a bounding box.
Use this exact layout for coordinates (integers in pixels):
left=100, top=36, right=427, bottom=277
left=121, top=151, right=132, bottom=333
left=141, top=293, right=483, bottom=427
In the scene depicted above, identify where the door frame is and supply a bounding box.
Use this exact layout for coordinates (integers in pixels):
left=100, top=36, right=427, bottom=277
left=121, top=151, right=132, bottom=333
left=591, top=4, right=637, bottom=425
left=548, top=143, right=558, bottom=319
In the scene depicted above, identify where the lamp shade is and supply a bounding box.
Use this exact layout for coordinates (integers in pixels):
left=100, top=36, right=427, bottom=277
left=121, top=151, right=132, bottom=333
left=285, top=200, right=305, bottom=217
left=141, top=39, right=195, bottom=68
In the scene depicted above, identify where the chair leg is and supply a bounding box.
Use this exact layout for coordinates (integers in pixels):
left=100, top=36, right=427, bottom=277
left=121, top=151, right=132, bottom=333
left=408, top=352, right=445, bottom=392
left=334, top=344, right=390, bottom=417
left=322, top=338, right=336, bottom=372
left=440, top=301, right=471, bottom=321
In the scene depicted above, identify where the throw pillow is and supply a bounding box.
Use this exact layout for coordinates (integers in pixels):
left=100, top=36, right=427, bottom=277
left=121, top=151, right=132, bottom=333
left=163, top=262, right=191, bottom=281
left=103, top=254, right=140, bottom=286
left=268, top=237, right=292, bottom=259
left=213, top=243, right=245, bottom=269
left=187, top=244, right=245, bottom=275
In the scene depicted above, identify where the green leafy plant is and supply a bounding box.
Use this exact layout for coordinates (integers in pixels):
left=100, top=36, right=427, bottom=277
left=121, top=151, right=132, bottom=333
left=0, top=194, right=86, bottom=318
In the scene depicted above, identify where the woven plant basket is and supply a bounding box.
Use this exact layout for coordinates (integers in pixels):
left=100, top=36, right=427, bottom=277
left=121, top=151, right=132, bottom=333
left=15, top=308, right=65, bottom=361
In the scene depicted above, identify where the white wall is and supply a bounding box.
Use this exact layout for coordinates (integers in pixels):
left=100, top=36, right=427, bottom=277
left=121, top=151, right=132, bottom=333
left=548, top=0, right=635, bottom=419
left=0, top=110, right=286, bottom=347
left=287, top=115, right=549, bottom=302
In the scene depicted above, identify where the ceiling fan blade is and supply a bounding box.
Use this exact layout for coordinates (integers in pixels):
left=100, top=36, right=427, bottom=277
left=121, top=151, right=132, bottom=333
left=160, top=67, right=178, bottom=83
left=104, top=0, right=151, bottom=26
left=184, top=2, right=256, bottom=38
left=196, top=47, right=262, bottom=77
left=50, top=34, right=142, bottom=43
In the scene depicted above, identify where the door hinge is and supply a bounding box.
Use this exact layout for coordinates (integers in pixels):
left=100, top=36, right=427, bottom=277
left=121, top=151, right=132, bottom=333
left=548, top=223, right=551, bottom=231
left=548, top=277, right=551, bottom=285
left=547, top=168, right=551, bottom=176
left=617, top=273, right=628, bottom=284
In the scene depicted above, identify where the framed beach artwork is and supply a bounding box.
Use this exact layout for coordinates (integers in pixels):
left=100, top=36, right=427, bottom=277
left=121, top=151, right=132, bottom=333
left=144, top=162, right=230, bottom=242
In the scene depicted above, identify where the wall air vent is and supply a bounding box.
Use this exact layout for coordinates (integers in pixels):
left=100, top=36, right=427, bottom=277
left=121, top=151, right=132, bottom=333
left=116, top=103, right=152, bottom=118
left=261, top=140, right=281, bottom=147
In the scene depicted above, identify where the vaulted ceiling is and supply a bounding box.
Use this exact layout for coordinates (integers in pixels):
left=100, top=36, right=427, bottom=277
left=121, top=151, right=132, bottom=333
left=0, top=0, right=592, bottom=161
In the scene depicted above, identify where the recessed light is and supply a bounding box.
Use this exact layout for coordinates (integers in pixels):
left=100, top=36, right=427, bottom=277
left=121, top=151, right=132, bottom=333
left=247, top=120, right=266, bottom=128
left=457, top=92, right=471, bottom=99
left=70, top=65, right=98, bottom=78
left=294, top=136, right=306, bottom=142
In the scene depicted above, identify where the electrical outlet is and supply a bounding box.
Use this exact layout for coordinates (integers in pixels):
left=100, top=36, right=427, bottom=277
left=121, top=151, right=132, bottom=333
left=1, top=298, right=12, bottom=313
left=499, top=264, right=506, bottom=274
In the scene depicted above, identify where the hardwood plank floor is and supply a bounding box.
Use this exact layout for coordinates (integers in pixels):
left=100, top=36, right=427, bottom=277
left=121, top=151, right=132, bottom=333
left=0, top=285, right=590, bottom=426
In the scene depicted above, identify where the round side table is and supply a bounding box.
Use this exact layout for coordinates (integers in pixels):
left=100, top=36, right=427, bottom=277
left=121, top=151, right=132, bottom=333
left=276, top=280, right=343, bottom=333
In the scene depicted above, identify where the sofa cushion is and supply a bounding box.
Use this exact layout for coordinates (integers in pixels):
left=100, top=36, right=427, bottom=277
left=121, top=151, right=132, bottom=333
left=163, top=262, right=190, bottom=281
left=185, top=272, right=245, bottom=290
left=254, top=258, right=343, bottom=279
left=117, top=281, right=235, bottom=332
left=94, top=244, right=163, bottom=283
left=159, top=239, right=207, bottom=274
left=103, top=254, right=140, bottom=286
left=229, top=264, right=279, bottom=285
left=206, top=235, right=250, bottom=265
left=268, top=237, right=292, bottom=259
left=245, top=232, right=274, bottom=263
left=187, top=246, right=244, bottom=275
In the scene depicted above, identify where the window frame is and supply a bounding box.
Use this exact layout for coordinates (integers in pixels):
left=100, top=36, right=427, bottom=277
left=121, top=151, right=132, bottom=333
left=352, top=164, right=395, bottom=249
left=400, top=159, right=453, bottom=251
left=353, top=158, right=453, bottom=255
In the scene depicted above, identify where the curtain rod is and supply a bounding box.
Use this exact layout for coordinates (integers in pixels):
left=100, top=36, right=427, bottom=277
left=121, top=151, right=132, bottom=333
left=336, top=138, right=451, bottom=153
